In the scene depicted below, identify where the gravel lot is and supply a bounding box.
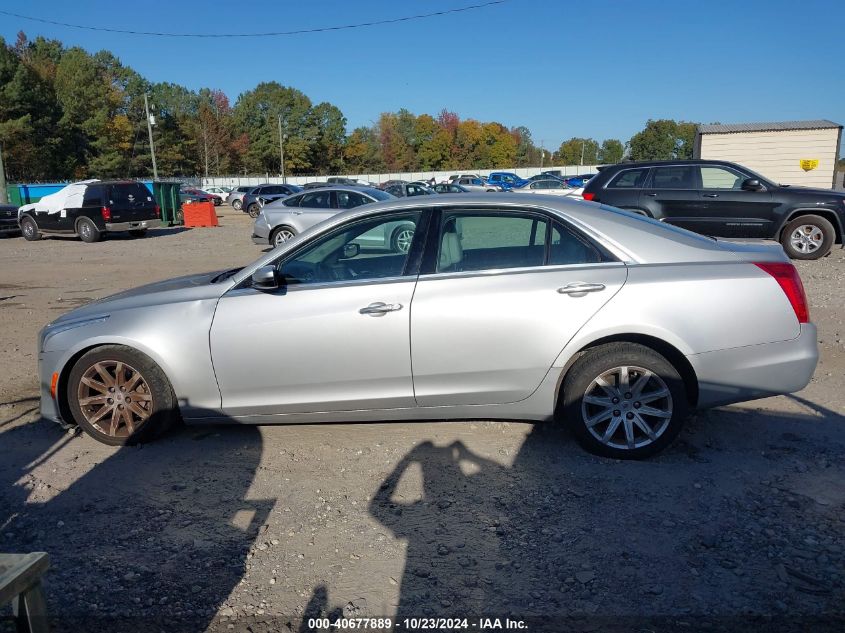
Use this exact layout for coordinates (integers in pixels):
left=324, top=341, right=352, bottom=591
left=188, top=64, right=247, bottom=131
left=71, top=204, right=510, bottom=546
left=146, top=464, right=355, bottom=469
left=1, top=212, right=843, bottom=632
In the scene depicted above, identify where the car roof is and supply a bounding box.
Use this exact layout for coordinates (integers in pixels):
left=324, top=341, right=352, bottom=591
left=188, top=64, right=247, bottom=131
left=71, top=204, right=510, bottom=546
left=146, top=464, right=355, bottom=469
left=600, top=159, right=745, bottom=169
left=292, top=185, right=387, bottom=196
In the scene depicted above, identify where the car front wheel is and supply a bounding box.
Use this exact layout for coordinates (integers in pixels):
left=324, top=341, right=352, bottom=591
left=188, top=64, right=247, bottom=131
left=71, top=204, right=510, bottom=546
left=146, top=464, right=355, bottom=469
left=560, top=342, right=688, bottom=459
left=67, top=345, right=178, bottom=445
left=780, top=215, right=835, bottom=260
left=390, top=226, right=415, bottom=253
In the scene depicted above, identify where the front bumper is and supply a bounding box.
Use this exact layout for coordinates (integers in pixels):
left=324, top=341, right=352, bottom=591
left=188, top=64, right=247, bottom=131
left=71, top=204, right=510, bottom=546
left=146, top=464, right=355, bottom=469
left=689, top=323, right=819, bottom=409
left=38, top=349, right=64, bottom=425
left=0, top=221, right=20, bottom=234
left=105, top=219, right=160, bottom=232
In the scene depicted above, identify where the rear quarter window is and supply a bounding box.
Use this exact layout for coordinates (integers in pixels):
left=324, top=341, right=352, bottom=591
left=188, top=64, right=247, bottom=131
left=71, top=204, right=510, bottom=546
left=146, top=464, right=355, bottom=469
left=608, top=168, right=649, bottom=189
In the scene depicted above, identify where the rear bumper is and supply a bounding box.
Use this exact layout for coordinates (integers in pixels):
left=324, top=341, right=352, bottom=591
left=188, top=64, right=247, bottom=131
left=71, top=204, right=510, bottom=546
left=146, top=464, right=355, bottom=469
left=105, top=219, right=160, bottom=232
left=689, top=323, right=819, bottom=409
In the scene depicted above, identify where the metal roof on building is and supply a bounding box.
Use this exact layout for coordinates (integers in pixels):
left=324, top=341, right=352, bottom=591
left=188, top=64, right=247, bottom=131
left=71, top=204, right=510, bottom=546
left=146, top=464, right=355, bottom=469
left=697, top=120, right=842, bottom=134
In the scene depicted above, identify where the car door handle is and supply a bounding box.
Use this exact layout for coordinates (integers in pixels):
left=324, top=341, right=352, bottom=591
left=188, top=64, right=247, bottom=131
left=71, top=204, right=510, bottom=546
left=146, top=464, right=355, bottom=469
left=557, top=283, right=606, bottom=295
left=702, top=193, right=719, bottom=198
left=644, top=192, right=658, bottom=197
left=359, top=302, right=403, bottom=315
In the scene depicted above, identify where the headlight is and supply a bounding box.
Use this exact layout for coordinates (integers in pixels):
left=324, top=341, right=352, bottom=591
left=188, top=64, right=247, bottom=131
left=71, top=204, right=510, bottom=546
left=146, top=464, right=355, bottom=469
left=42, top=315, right=110, bottom=349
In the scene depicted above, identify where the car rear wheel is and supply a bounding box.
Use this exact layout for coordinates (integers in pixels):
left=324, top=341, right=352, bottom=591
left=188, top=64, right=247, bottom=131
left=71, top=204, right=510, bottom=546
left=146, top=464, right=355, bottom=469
left=560, top=342, right=688, bottom=459
left=390, top=226, right=415, bottom=253
left=20, top=216, right=41, bottom=241
left=67, top=345, right=178, bottom=446
left=247, top=203, right=261, bottom=218
left=232, top=199, right=243, bottom=211
left=271, top=225, right=297, bottom=247
left=76, top=217, right=102, bottom=243
left=780, top=215, right=834, bottom=260
left=128, top=229, right=148, bottom=238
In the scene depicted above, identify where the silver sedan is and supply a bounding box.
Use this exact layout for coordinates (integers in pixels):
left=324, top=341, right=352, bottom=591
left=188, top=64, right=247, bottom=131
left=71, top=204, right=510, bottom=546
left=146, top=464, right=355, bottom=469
left=38, top=194, right=818, bottom=459
left=252, top=186, right=398, bottom=248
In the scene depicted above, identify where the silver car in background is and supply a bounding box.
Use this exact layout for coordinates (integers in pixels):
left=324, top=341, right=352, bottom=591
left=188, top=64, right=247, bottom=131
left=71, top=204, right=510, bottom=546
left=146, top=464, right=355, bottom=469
left=252, top=186, right=398, bottom=248
left=38, top=194, right=818, bottom=459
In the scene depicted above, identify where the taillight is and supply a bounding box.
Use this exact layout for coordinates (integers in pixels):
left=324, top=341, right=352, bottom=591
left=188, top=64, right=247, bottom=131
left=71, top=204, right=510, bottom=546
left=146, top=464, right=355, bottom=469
left=101, top=206, right=112, bottom=221
left=154, top=204, right=161, bottom=218
left=754, top=262, right=809, bottom=324
left=582, top=192, right=596, bottom=201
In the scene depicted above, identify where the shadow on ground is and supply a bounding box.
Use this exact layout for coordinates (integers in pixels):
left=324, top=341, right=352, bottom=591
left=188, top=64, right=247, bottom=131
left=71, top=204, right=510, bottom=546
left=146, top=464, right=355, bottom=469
left=0, top=408, right=271, bottom=632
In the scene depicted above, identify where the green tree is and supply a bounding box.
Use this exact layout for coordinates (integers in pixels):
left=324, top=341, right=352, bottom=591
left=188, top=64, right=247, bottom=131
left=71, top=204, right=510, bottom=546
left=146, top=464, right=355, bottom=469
left=232, top=82, right=315, bottom=175
left=599, top=139, right=624, bottom=164
left=310, top=102, right=346, bottom=174
left=627, top=119, right=698, bottom=161
left=555, top=137, right=599, bottom=165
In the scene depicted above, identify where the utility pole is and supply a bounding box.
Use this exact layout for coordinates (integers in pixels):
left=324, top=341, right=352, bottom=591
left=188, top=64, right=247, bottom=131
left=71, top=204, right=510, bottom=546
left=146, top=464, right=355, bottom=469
left=278, top=115, right=286, bottom=183
left=144, top=94, right=158, bottom=180
left=0, top=144, right=7, bottom=204
left=539, top=140, right=544, bottom=170
left=580, top=140, right=585, bottom=166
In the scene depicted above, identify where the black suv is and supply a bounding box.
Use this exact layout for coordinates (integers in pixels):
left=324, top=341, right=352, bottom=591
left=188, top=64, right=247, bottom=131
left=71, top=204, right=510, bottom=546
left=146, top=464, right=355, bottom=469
left=582, top=160, right=845, bottom=259
left=19, top=181, right=160, bottom=243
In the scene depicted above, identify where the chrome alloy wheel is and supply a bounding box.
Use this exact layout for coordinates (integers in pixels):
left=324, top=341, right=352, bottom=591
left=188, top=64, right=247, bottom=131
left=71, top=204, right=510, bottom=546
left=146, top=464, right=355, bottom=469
left=77, top=360, right=153, bottom=437
left=393, top=228, right=415, bottom=253
left=273, top=228, right=296, bottom=246
left=581, top=365, right=673, bottom=450
left=789, top=225, right=824, bottom=254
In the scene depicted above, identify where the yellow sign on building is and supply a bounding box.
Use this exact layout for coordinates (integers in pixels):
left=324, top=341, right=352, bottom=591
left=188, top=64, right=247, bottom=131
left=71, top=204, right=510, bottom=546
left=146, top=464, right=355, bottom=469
left=800, top=159, right=819, bottom=171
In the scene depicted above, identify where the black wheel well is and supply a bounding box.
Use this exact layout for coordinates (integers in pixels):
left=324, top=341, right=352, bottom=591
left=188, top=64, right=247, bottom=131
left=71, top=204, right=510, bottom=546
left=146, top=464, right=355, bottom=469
left=556, top=334, right=699, bottom=408
left=56, top=345, right=103, bottom=426
left=780, top=210, right=842, bottom=244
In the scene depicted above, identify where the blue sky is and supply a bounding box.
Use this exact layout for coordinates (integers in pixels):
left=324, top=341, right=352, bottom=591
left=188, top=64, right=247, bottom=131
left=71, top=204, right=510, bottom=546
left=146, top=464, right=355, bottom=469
left=2, top=0, right=843, bottom=154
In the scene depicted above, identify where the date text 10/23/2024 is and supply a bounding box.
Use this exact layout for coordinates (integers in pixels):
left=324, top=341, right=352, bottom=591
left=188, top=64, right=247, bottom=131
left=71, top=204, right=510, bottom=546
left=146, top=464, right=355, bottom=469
left=308, top=617, right=528, bottom=630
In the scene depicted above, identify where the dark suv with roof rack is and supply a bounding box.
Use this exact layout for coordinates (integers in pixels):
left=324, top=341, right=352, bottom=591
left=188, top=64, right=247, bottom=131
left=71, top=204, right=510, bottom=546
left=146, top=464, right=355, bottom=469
left=582, top=160, right=845, bottom=259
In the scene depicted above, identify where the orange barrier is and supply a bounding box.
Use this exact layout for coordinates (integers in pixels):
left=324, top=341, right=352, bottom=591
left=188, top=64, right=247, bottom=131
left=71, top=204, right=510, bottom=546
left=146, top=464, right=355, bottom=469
left=182, top=202, right=219, bottom=227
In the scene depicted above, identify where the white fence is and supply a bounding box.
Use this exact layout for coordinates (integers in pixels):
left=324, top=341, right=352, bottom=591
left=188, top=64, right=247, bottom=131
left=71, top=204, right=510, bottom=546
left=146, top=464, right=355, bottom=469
left=202, top=165, right=602, bottom=188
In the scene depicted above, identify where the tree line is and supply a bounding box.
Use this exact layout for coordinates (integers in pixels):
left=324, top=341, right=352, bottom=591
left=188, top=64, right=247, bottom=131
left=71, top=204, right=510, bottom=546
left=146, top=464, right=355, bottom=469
left=0, top=33, right=700, bottom=182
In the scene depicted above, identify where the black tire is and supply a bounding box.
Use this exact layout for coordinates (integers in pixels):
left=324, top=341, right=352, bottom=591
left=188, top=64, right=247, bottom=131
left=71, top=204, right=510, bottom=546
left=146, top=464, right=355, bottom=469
left=128, top=229, right=148, bottom=238
left=390, top=225, right=415, bottom=253
left=270, top=225, right=297, bottom=247
left=780, top=215, right=835, bottom=260
left=67, top=345, right=179, bottom=446
left=20, top=216, right=41, bottom=241
left=232, top=199, right=243, bottom=211
left=76, top=217, right=102, bottom=243
left=559, top=342, right=688, bottom=460
left=247, top=203, right=261, bottom=218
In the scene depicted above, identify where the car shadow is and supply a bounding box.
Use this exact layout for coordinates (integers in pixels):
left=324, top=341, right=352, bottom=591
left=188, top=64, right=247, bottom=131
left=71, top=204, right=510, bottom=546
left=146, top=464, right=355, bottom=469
left=301, top=394, right=845, bottom=631
left=0, top=406, right=271, bottom=632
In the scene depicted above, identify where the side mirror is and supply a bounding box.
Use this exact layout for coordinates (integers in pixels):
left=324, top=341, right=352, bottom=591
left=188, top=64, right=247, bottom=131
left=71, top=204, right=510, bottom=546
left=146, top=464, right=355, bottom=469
left=342, top=243, right=360, bottom=259
left=251, top=265, right=279, bottom=291
left=741, top=178, right=763, bottom=191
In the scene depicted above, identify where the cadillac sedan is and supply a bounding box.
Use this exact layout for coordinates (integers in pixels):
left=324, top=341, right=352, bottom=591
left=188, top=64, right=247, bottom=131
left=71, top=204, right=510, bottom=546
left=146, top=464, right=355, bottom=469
left=38, top=194, right=818, bottom=459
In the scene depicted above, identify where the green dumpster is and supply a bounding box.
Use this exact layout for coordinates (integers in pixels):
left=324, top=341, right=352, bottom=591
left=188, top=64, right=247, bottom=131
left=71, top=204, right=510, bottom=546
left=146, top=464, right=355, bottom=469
left=153, top=182, right=184, bottom=226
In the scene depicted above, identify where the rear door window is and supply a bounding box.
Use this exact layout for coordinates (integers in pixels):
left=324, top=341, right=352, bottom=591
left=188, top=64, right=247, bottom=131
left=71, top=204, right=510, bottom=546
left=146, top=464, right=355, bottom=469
left=608, top=168, right=649, bottom=189
left=436, top=213, right=548, bottom=273
left=336, top=191, right=370, bottom=209
left=549, top=223, right=604, bottom=265
left=299, top=192, right=333, bottom=208
left=650, top=166, right=696, bottom=189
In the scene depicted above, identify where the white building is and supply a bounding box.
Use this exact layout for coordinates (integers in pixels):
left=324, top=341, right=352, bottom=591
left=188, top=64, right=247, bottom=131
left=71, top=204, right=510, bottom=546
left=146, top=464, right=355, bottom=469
left=694, top=120, right=842, bottom=189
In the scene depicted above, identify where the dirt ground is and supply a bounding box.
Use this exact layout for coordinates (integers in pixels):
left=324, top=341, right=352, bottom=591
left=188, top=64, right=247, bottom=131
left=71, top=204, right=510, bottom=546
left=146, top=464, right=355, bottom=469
left=1, top=212, right=843, bottom=632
